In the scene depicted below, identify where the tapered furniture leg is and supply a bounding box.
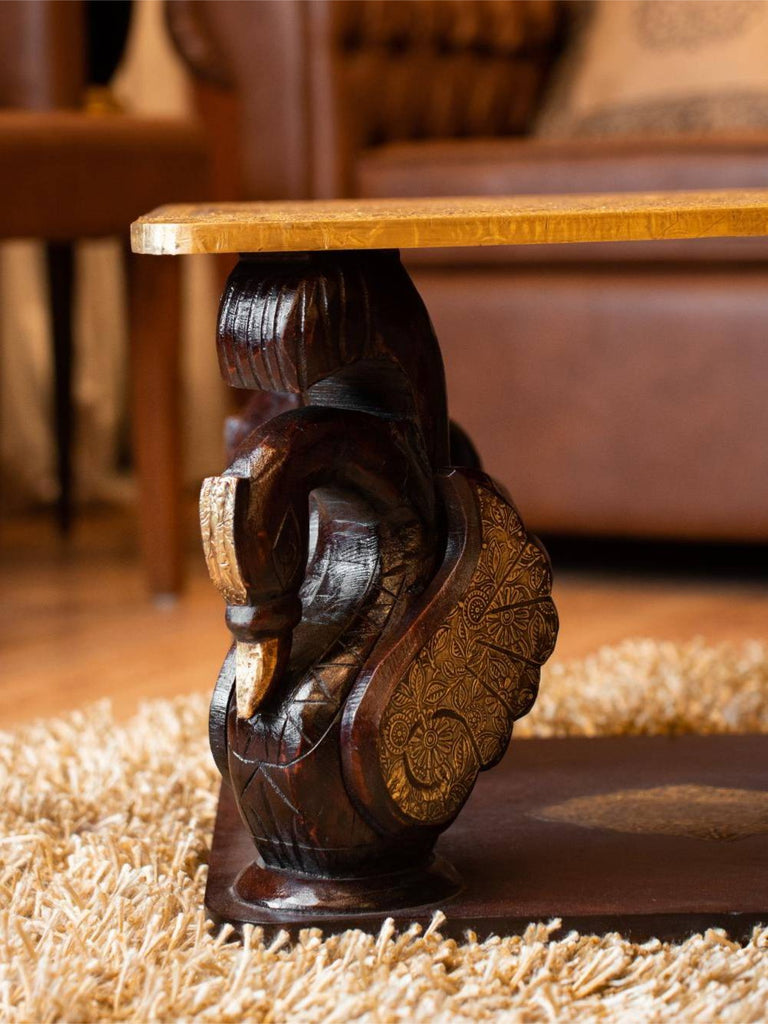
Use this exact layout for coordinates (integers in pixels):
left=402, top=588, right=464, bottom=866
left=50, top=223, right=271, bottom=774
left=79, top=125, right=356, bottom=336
left=131, top=192, right=768, bottom=940
left=127, top=252, right=183, bottom=598
left=46, top=241, right=75, bottom=534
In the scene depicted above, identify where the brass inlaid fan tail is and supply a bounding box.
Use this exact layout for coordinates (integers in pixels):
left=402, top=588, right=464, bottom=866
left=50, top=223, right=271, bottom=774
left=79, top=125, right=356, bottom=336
left=362, top=471, right=558, bottom=828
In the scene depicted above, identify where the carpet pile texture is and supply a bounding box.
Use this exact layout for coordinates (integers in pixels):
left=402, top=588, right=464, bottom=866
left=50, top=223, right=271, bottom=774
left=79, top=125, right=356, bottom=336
left=2, top=638, right=767, bottom=1022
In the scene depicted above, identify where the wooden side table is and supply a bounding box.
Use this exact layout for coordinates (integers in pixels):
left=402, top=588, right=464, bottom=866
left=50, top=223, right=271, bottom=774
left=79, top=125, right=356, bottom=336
left=132, top=192, right=768, bottom=940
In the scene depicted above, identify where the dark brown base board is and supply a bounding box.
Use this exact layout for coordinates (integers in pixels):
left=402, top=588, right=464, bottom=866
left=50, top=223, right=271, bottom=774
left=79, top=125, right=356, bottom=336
left=205, top=735, right=768, bottom=942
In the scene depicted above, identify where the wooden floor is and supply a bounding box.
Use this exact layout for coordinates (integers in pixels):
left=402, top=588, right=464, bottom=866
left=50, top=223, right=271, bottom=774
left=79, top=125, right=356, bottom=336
left=1, top=503, right=767, bottom=728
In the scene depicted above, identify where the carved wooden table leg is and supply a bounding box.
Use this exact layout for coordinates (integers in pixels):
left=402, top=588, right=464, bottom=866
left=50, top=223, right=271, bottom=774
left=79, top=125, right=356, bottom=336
left=133, top=194, right=768, bottom=941
left=199, top=250, right=557, bottom=929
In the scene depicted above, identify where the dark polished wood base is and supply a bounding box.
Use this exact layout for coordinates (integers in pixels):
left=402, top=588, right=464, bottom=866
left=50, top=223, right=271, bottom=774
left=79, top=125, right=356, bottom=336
left=234, top=855, right=462, bottom=915
left=206, top=735, right=768, bottom=942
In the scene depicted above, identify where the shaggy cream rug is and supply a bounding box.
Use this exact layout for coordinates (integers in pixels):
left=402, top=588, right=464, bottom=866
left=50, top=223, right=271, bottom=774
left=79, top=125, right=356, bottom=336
left=2, top=639, right=768, bottom=1023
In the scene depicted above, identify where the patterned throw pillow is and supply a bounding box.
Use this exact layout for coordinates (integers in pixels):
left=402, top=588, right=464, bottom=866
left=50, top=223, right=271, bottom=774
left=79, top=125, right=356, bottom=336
left=537, top=0, right=768, bottom=138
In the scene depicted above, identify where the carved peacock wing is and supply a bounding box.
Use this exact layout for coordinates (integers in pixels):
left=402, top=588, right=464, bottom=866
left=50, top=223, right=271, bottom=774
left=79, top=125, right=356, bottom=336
left=344, top=469, right=558, bottom=832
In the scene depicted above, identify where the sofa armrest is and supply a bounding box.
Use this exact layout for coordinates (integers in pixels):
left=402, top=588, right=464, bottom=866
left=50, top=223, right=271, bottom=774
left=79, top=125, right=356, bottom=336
left=166, top=0, right=561, bottom=199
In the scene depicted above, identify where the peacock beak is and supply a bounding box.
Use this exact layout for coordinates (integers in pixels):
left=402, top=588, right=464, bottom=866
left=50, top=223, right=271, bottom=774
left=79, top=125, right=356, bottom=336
left=235, top=636, right=285, bottom=719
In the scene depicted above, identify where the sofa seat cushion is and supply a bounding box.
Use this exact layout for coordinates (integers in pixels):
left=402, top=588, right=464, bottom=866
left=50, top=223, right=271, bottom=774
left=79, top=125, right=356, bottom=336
left=356, top=135, right=768, bottom=262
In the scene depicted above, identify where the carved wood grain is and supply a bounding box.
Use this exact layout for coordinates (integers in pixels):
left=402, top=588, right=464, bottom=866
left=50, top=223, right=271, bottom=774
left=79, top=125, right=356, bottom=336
left=201, top=249, right=558, bottom=910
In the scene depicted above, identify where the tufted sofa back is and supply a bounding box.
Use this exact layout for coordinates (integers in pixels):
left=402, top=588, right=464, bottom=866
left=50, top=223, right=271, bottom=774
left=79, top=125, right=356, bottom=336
left=167, top=0, right=561, bottom=198
left=328, top=1, right=558, bottom=145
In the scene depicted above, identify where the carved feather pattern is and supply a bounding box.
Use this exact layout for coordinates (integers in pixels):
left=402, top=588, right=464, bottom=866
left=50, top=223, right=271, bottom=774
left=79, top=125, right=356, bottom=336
left=199, top=476, right=248, bottom=605
left=378, top=475, right=558, bottom=825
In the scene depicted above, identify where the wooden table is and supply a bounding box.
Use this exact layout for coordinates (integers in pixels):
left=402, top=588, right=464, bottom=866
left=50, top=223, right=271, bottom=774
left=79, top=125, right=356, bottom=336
left=132, top=191, right=768, bottom=939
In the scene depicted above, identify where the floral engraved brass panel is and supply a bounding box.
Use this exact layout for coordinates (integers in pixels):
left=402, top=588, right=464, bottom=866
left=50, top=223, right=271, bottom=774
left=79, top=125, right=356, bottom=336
left=379, top=477, right=558, bottom=825
left=536, top=785, right=768, bottom=841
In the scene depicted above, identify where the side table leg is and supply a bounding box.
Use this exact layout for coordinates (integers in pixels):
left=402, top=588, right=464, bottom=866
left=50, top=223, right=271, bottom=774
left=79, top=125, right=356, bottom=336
left=201, top=249, right=557, bottom=934
left=45, top=241, right=75, bottom=534
left=128, top=252, right=183, bottom=599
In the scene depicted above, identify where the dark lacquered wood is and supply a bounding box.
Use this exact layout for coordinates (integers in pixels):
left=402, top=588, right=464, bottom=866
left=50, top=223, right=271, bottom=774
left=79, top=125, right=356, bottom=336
left=207, top=734, right=768, bottom=941
left=207, top=250, right=453, bottom=886
left=201, top=249, right=557, bottom=918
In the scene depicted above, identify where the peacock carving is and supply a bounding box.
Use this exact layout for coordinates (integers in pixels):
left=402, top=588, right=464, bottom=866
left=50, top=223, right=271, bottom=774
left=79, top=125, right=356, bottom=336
left=201, top=250, right=558, bottom=911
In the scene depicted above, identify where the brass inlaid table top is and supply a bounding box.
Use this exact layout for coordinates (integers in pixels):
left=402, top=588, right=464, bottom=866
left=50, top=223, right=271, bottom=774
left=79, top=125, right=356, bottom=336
left=131, top=189, right=768, bottom=255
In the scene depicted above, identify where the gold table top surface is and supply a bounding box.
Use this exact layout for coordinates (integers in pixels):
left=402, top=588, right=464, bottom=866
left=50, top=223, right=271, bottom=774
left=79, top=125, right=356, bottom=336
left=131, top=190, right=768, bottom=255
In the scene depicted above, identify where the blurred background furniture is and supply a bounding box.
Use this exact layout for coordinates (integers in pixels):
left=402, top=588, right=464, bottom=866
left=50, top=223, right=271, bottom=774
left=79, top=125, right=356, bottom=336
left=0, top=0, right=206, bottom=595
left=168, top=0, right=768, bottom=541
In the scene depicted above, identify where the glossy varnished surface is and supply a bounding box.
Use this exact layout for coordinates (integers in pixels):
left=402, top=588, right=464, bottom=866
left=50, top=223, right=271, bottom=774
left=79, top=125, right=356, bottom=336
left=131, top=190, right=768, bottom=255
left=199, top=250, right=556, bottom=895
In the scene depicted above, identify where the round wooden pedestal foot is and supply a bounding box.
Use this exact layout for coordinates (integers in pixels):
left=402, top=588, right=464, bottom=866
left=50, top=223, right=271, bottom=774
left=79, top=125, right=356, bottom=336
left=234, top=856, right=463, bottom=915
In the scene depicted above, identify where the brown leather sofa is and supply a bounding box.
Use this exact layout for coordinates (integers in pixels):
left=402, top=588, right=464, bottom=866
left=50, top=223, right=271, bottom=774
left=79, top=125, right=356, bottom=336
left=168, top=0, right=768, bottom=541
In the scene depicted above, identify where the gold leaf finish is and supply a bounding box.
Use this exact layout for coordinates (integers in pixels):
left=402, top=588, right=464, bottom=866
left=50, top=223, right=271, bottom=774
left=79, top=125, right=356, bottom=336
left=536, top=785, right=768, bottom=841
left=199, top=476, right=247, bottom=605
left=379, top=476, right=558, bottom=825
left=131, top=190, right=768, bottom=255
left=236, top=639, right=281, bottom=720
